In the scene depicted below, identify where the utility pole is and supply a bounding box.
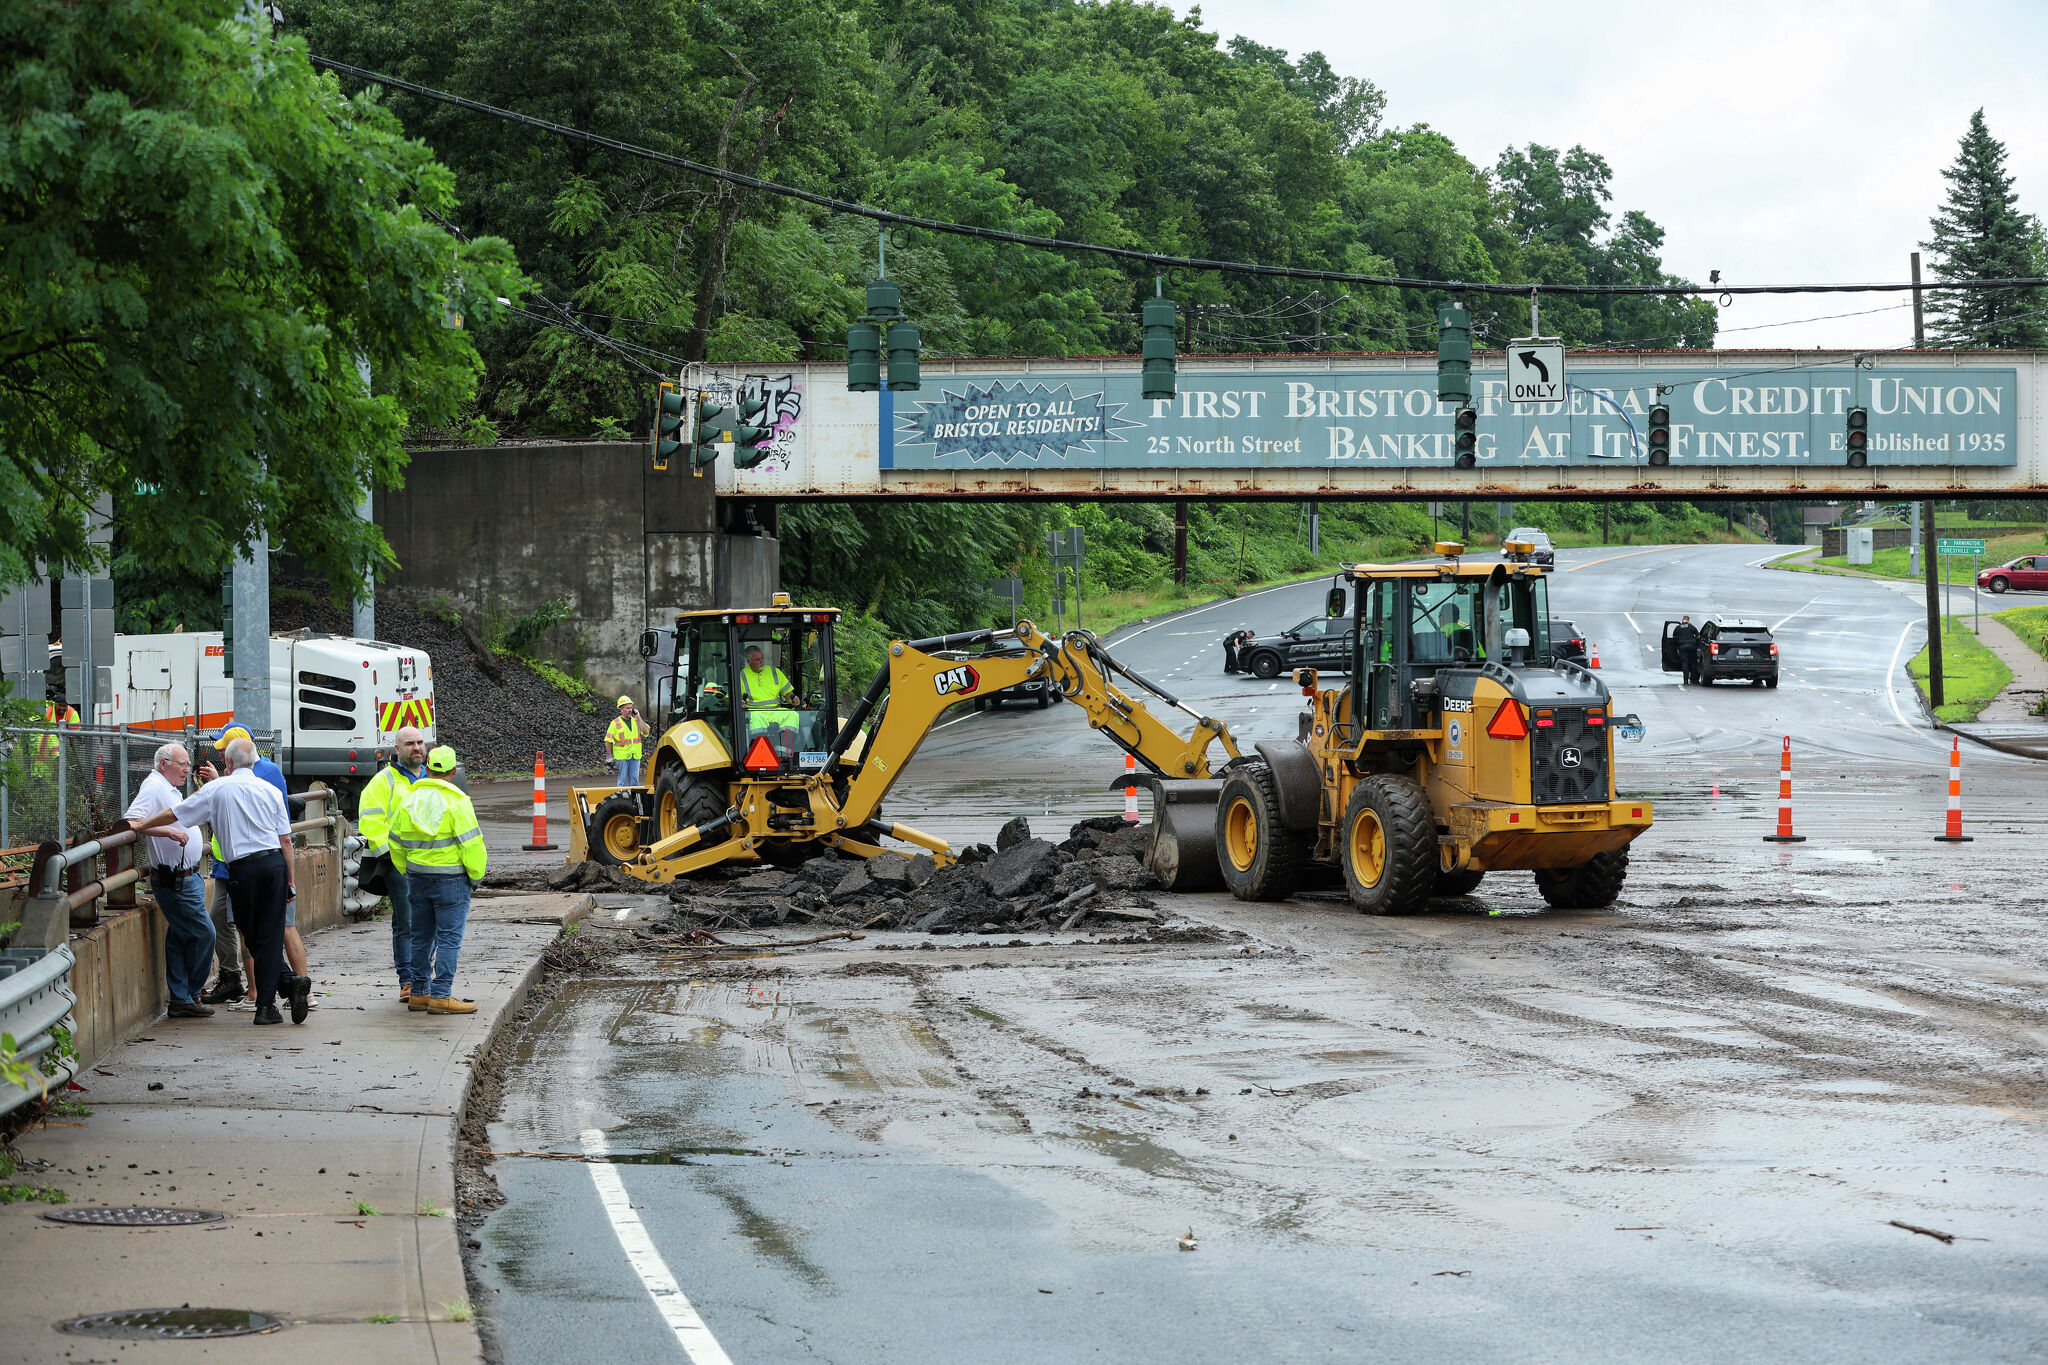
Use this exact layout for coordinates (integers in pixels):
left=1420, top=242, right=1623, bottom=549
left=1913, top=250, right=1943, bottom=708
left=1172, top=500, right=1188, bottom=587
left=352, top=356, right=376, bottom=640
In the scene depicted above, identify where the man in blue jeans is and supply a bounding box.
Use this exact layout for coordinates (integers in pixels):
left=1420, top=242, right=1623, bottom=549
left=391, top=745, right=487, bottom=1015
left=356, top=726, right=429, bottom=1004
left=124, top=743, right=215, bottom=1018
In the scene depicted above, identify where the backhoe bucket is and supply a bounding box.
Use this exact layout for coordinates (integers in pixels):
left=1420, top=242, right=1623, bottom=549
left=1137, top=778, right=1224, bottom=892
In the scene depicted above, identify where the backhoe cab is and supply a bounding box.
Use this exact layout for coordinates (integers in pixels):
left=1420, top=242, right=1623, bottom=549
left=1198, top=543, right=1652, bottom=913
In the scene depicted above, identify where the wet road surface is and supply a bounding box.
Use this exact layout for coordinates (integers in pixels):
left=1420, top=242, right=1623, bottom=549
left=469, top=546, right=2048, bottom=1363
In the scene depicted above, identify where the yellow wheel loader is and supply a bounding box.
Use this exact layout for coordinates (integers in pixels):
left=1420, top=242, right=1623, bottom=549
left=567, top=593, right=1245, bottom=884
left=1201, top=543, right=1653, bottom=913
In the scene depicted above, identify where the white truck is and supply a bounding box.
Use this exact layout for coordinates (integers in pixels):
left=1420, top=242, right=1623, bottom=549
left=86, top=629, right=435, bottom=806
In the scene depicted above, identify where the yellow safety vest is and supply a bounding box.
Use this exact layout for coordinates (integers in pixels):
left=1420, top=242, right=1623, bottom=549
left=606, top=714, right=648, bottom=760
left=31, top=703, right=77, bottom=770
left=389, top=778, right=487, bottom=882
left=742, top=666, right=792, bottom=710
left=357, top=762, right=425, bottom=854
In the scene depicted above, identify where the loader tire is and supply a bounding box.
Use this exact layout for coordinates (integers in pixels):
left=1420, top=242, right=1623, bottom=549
left=587, top=793, right=645, bottom=866
left=1341, top=774, right=1438, bottom=916
left=1433, top=867, right=1485, bottom=897
left=1534, top=849, right=1630, bottom=909
left=655, top=768, right=729, bottom=848
left=1216, top=763, right=1309, bottom=902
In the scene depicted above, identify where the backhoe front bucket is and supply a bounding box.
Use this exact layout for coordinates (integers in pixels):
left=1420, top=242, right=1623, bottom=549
left=1135, top=777, right=1225, bottom=892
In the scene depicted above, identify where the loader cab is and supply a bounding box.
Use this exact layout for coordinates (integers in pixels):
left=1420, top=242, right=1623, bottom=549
left=1348, top=564, right=1551, bottom=733
left=652, top=603, right=841, bottom=775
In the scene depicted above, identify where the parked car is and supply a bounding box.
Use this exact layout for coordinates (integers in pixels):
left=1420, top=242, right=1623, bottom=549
left=1239, top=615, right=1357, bottom=679
left=974, top=676, right=1058, bottom=710
left=1548, top=619, right=1587, bottom=664
left=1978, top=556, right=2048, bottom=594
left=1504, top=528, right=1556, bottom=566
left=1662, top=616, right=1779, bottom=687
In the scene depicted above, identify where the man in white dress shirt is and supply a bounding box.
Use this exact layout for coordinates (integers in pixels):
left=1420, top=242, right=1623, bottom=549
left=130, top=736, right=298, bottom=1025
left=123, top=743, right=215, bottom=1018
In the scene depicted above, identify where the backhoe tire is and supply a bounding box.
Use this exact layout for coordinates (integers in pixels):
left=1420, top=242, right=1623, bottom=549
left=587, top=793, right=644, bottom=866
left=1534, top=850, right=1631, bottom=909
left=1340, top=775, right=1438, bottom=916
left=1249, top=651, right=1282, bottom=680
left=1216, top=763, right=1309, bottom=902
left=655, top=768, right=729, bottom=847
left=1433, top=867, right=1485, bottom=898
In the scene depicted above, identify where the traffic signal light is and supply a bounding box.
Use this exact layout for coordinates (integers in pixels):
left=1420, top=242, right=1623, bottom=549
left=1453, top=406, right=1478, bottom=469
left=1142, top=284, right=1177, bottom=401
left=1845, top=406, right=1869, bottom=467
left=1436, top=301, right=1471, bottom=406
left=886, top=318, right=921, bottom=391
left=731, top=397, right=776, bottom=469
left=653, top=381, right=686, bottom=471
left=1647, top=402, right=1671, bottom=466
left=846, top=319, right=881, bottom=392
left=694, top=392, right=730, bottom=470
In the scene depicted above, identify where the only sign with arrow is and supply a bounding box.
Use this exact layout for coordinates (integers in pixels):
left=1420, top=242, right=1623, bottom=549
left=1508, top=340, right=1565, bottom=405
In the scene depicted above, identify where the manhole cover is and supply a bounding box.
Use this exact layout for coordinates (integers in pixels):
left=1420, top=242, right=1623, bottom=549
left=55, top=1308, right=285, bottom=1340
left=42, top=1205, right=227, bottom=1227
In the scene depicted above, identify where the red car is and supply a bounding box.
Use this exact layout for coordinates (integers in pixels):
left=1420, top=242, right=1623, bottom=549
left=1978, top=557, right=2048, bottom=594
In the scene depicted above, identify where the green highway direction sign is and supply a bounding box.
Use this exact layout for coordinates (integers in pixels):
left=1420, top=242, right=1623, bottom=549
left=1936, top=538, right=1987, bottom=556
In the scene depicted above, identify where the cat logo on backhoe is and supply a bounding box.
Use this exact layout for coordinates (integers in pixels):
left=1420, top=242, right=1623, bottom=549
left=934, top=664, right=980, bottom=696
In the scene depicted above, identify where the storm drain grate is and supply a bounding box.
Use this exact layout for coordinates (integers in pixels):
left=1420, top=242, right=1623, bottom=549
left=42, top=1205, right=227, bottom=1227
left=55, top=1308, right=285, bottom=1340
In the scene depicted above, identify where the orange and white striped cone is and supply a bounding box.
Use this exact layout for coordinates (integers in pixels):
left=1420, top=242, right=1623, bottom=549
left=1762, top=735, right=1806, bottom=842
left=522, top=750, right=559, bottom=851
left=1123, top=752, right=1139, bottom=824
left=1588, top=640, right=1601, bottom=668
left=1934, top=735, right=1973, bottom=842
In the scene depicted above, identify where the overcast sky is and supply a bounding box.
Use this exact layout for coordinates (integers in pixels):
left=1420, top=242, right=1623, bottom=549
left=1177, top=0, right=2048, bottom=350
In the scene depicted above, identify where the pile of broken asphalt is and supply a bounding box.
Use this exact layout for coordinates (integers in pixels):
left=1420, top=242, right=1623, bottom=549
left=486, top=816, right=1173, bottom=936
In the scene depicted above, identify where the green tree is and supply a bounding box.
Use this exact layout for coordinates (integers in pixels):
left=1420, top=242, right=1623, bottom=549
left=0, top=0, right=522, bottom=593
left=1922, top=109, right=2047, bottom=348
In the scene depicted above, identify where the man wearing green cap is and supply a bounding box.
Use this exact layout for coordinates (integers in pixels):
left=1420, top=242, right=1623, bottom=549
left=389, top=745, right=486, bottom=1015
left=605, top=696, right=649, bottom=788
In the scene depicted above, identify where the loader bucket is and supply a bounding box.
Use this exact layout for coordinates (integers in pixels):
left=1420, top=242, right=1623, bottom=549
left=1138, top=777, right=1225, bottom=892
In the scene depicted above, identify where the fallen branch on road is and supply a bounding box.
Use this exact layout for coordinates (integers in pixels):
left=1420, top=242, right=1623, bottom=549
left=1888, top=1219, right=1955, bottom=1244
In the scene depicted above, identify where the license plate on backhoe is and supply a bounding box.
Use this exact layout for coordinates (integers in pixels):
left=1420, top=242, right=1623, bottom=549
left=799, top=751, right=828, bottom=769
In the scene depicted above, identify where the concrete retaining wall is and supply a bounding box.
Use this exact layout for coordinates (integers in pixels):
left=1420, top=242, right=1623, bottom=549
left=379, top=442, right=780, bottom=703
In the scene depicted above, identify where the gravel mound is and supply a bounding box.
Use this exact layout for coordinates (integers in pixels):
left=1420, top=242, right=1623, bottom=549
left=485, top=815, right=1182, bottom=937
left=271, top=584, right=610, bottom=776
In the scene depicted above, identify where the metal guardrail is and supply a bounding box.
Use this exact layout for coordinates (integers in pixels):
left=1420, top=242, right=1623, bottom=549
left=0, top=945, right=78, bottom=1119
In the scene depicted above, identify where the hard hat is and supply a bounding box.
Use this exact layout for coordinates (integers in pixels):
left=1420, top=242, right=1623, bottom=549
left=426, top=745, right=458, bottom=773
left=616, top=695, right=634, bottom=707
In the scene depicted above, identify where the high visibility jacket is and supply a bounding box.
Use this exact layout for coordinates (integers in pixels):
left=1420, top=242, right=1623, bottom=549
left=31, top=702, right=78, bottom=770
left=389, top=777, right=487, bottom=882
left=606, top=714, right=648, bottom=760
left=357, top=761, right=427, bottom=855
left=741, top=666, right=793, bottom=711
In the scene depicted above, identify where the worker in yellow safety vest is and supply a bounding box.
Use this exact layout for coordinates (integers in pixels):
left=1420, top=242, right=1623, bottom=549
left=606, top=696, right=650, bottom=788
left=740, top=644, right=801, bottom=754
left=389, top=745, right=485, bottom=1015
left=356, top=726, right=430, bottom=1004
left=30, top=698, right=79, bottom=775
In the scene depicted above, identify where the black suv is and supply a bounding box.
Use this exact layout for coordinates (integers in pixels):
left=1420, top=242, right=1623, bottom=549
left=1239, top=615, right=1357, bottom=678
left=1662, top=616, right=1779, bottom=687
left=1547, top=619, right=1587, bottom=664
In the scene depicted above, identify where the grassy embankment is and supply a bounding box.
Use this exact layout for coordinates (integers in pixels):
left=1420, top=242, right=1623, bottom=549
left=1805, top=529, right=2048, bottom=584
left=1908, top=617, right=2013, bottom=723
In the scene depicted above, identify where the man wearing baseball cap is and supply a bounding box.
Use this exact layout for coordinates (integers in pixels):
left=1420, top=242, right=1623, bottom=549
left=389, top=745, right=486, bottom=1015
left=196, top=723, right=314, bottom=1019
left=605, top=695, right=649, bottom=788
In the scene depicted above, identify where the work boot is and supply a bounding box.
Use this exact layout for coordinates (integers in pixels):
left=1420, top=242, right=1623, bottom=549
left=409, top=993, right=432, bottom=1012
left=166, top=1001, right=215, bottom=1019
left=398, top=985, right=412, bottom=1007
left=284, top=974, right=312, bottom=1025
left=253, top=1005, right=284, bottom=1025
left=201, top=973, right=245, bottom=1005
left=427, top=997, right=477, bottom=1015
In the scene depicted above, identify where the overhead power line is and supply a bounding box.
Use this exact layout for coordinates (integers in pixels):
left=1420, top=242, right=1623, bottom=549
left=311, top=55, right=2048, bottom=304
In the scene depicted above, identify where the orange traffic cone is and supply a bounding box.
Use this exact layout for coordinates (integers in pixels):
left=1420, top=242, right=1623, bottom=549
left=522, top=750, right=558, bottom=851
left=1123, top=752, right=1139, bottom=824
left=1934, top=736, right=1972, bottom=842
left=1588, top=640, right=1601, bottom=668
left=1763, top=735, right=1805, bottom=843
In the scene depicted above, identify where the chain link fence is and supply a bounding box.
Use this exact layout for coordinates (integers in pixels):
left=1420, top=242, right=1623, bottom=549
left=0, top=725, right=271, bottom=854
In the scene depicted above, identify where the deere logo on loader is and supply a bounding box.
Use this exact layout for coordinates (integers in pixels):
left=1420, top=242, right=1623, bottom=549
left=934, top=664, right=980, bottom=696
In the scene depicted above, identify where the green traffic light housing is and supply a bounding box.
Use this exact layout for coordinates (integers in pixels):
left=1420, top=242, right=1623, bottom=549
left=847, top=321, right=881, bottom=392
left=731, top=397, right=776, bottom=469
left=1453, top=406, right=1478, bottom=469
left=1845, top=406, right=1869, bottom=468
left=1436, top=302, right=1472, bottom=406
left=654, top=381, right=687, bottom=470
left=1646, top=402, right=1672, bottom=466
left=1141, top=288, right=1177, bottom=401
left=886, top=320, right=921, bottom=391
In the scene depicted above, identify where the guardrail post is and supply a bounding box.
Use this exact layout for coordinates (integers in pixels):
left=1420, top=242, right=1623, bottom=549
left=105, top=833, right=136, bottom=909
left=18, top=840, right=69, bottom=950
left=56, top=731, right=67, bottom=846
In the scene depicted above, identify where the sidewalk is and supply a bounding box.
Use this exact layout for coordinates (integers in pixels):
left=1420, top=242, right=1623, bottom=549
left=0, top=890, right=589, bottom=1363
left=1948, top=611, right=2048, bottom=759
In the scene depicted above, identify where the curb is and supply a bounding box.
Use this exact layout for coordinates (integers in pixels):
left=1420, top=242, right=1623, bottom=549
left=1937, top=721, right=2048, bottom=762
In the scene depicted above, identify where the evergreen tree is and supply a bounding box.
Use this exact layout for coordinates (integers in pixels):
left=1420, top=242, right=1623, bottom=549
left=1922, top=110, right=2047, bottom=348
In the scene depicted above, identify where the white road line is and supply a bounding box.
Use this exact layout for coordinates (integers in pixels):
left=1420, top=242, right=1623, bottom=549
left=1772, top=595, right=1824, bottom=631
left=1109, top=576, right=1321, bottom=643
left=1622, top=612, right=1642, bottom=635
left=1885, top=619, right=1923, bottom=734
left=580, top=1127, right=736, bottom=1365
